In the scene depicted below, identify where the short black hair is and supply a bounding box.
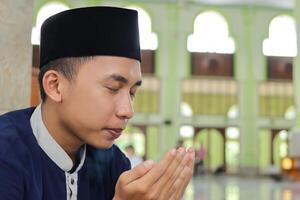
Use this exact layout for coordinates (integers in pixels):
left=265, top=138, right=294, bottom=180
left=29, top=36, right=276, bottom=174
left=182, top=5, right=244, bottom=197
left=38, top=56, right=94, bottom=101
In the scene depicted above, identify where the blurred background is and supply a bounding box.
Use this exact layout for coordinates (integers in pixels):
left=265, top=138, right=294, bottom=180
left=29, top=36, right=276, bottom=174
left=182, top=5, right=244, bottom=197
left=2, top=0, right=300, bottom=199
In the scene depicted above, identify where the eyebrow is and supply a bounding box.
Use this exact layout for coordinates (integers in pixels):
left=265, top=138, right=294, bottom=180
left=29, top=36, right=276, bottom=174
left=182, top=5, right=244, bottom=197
left=105, top=74, right=142, bottom=87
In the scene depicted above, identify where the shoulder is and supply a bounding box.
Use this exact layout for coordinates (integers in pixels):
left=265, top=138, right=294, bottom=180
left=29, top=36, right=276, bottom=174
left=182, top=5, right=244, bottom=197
left=0, top=108, right=36, bottom=182
left=0, top=107, right=35, bottom=156
left=0, top=108, right=40, bottom=200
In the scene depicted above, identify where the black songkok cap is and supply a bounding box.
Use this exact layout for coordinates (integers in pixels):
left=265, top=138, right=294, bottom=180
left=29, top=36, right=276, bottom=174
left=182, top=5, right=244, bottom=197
left=40, top=6, right=141, bottom=68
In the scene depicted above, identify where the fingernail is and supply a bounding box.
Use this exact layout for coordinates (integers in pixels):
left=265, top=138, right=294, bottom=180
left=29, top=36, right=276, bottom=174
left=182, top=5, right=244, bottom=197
left=178, top=147, right=185, bottom=156
left=143, top=160, right=154, bottom=169
left=170, top=148, right=177, bottom=156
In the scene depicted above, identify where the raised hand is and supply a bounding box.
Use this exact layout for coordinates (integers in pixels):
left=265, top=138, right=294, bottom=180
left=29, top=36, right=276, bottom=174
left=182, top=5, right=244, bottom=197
left=113, top=147, right=195, bottom=200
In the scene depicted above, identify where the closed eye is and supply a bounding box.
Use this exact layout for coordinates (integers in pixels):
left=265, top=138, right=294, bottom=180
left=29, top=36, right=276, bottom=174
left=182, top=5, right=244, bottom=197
left=106, top=87, right=119, bottom=93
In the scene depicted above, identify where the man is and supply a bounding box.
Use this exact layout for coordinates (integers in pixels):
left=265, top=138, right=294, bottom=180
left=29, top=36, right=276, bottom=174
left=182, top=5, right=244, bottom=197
left=125, top=144, right=143, bottom=168
left=0, top=6, right=195, bottom=200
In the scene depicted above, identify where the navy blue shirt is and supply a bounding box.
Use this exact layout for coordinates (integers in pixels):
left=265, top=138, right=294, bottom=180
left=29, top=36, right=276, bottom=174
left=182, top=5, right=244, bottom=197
left=0, top=107, right=130, bottom=200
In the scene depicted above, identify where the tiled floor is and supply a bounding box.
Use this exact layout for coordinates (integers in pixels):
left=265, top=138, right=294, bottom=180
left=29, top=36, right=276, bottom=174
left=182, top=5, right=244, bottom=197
left=183, top=175, right=300, bottom=200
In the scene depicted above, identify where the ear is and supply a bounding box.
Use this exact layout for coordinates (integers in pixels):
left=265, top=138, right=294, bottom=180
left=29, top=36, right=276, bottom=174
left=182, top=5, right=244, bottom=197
left=42, top=70, right=66, bottom=103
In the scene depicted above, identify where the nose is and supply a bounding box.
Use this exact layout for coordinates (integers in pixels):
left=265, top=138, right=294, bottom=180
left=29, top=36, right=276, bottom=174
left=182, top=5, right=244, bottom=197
left=116, top=93, right=134, bottom=120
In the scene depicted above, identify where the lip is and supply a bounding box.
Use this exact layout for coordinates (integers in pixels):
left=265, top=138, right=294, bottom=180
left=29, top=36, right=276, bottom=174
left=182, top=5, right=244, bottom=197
left=105, top=128, right=123, bottom=139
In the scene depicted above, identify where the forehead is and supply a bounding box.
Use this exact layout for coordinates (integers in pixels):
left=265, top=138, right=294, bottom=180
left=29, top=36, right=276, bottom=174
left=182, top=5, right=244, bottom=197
left=78, top=56, right=142, bottom=82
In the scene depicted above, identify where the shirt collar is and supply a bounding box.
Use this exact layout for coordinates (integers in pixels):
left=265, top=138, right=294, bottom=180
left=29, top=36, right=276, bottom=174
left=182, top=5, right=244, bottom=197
left=30, top=104, right=86, bottom=172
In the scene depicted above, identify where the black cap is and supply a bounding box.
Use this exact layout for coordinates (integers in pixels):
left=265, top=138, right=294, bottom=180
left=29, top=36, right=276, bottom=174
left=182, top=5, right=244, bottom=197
left=40, top=6, right=141, bottom=68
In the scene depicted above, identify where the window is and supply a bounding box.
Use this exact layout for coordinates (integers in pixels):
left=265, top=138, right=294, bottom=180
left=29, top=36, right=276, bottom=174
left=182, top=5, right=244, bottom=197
left=126, top=6, right=158, bottom=50
left=187, top=11, right=235, bottom=53
left=263, top=15, right=297, bottom=57
left=31, top=2, right=69, bottom=44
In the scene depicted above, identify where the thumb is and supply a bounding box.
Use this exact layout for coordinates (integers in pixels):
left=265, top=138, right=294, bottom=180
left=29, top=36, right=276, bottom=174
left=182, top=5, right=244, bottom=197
left=121, top=160, right=155, bottom=185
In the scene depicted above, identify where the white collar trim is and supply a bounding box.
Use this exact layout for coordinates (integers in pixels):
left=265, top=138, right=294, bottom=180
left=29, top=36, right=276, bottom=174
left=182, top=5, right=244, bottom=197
left=30, top=104, right=86, bottom=172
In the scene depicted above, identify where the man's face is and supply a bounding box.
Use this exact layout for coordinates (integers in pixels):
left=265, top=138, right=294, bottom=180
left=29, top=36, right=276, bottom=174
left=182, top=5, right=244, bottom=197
left=58, top=56, right=142, bottom=149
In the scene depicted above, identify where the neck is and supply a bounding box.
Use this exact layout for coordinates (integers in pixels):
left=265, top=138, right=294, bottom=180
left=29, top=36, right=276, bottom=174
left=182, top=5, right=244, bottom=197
left=41, top=102, right=83, bottom=162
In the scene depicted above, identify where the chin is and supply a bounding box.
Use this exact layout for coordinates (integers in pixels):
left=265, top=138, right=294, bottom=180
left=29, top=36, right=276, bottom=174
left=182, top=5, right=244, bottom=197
left=88, top=139, right=114, bottom=149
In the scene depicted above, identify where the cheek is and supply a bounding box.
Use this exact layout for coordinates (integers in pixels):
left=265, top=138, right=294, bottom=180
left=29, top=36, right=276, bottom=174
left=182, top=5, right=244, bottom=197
left=71, top=88, right=116, bottom=124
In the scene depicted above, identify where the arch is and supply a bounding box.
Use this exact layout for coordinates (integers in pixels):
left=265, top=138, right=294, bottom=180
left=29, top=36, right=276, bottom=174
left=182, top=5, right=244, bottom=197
left=226, top=127, right=240, bottom=139
left=178, top=125, right=194, bottom=148
left=285, top=105, right=296, bottom=120
left=181, top=102, right=193, bottom=117
left=227, top=105, right=238, bottom=119
left=263, top=15, right=297, bottom=57
left=31, top=2, right=70, bottom=44
left=273, top=130, right=288, bottom=166
left=180, top=125, right=194, bottom=138
left=194, top=128, right=224, bottom=172
left=187, top=10, right=235, bottom=53
left=126, top=6, right=158, bottom=50
left=225, top=127, right=240, bottom=173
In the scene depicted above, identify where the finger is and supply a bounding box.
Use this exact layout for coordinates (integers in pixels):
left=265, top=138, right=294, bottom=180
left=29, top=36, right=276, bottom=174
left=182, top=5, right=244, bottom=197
left=158, top=149, right=190, bottom=200
left=187, top=147, right=195, bottom=168
left=129, top=149, right=177, bottom=191
left=174, top=150, right=195, bottom=200
left=175, top=167, right=193, bottom=199
left=134, top=147, right=184, bottom=200
left=152, top=147, right=185, bottom=189
left=171, top=166, right=192, bottom=200
left=119, top=160, right=155, bottom=185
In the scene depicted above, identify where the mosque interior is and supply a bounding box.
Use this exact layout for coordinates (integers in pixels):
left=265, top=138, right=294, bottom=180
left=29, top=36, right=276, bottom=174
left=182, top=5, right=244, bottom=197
left=1, top=0, right=300, bottom=199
